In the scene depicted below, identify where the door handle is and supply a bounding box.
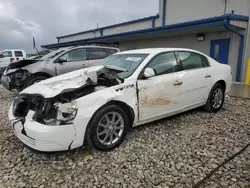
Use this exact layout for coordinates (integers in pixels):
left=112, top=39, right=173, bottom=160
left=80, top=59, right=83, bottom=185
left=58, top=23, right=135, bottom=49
left=82, top=64, right=87, bottom=67
left=173, top=81, right=183, bottom=86
left=205, top=74, right=211, bottom=78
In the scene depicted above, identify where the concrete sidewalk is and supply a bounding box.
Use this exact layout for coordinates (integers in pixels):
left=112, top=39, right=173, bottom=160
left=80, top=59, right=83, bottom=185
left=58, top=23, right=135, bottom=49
left=228, top=83, right=250, bottom=98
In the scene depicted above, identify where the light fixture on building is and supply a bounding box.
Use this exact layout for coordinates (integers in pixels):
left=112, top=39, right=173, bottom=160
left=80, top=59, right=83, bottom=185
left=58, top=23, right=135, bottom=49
left=196, top=33, right=205, bottom=41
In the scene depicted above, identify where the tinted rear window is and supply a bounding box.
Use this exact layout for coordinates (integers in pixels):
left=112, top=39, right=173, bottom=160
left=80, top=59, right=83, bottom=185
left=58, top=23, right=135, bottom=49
left=14, top=51, right=23, bottom=57
left=106, top=49, right=118, bottom=55
left=177, top=52, right=205, bottom=70
left=88, top=48, right=108, bottom=60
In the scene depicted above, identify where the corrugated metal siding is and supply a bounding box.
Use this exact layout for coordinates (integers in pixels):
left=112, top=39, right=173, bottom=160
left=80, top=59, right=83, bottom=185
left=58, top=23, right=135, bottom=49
left=165, top=0, right=250, bottom=25
left=58, top=20, right=152, bottom=43
left=226, top=0, right=250, bottom=16
left=119, top=31, right=240, bottom=80
left=156, top=0, right=163, bottom=27
left=242, top=25, right=250, bottom=81
left=59, top=32, right=101, bottom=43
left=103, top=20, right=152, bottom=35
left=230, top=20, right=248, bottom=28
left=242, top=4, right=250, bottom=81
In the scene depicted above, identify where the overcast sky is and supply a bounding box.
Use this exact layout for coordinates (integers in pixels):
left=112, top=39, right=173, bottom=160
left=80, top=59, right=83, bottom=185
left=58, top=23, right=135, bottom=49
left=0, top=0, right=158, bottom=53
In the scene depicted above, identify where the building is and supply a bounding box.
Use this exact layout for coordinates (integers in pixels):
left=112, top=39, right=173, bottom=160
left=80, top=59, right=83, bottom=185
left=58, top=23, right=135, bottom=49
left=42, top=0, right=250, bottom=82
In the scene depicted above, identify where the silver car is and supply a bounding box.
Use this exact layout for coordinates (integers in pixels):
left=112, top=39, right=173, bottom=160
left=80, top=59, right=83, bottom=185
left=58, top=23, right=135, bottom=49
left=1, top=46, right=119, bottom=91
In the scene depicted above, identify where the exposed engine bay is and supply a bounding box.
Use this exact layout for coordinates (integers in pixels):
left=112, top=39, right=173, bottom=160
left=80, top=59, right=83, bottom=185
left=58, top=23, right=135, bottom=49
left=12, top=66, right=123, bottom=125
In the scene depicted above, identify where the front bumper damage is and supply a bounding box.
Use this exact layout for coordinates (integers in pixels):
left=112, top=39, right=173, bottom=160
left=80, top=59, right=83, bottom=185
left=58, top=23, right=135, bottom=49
left=1, top=74, right=10, bottom=90
left=9, top=103, right=76, bottom=152
left=8, top=66, right=124, bottom=152
left=1, top=69, right=31, bottom=91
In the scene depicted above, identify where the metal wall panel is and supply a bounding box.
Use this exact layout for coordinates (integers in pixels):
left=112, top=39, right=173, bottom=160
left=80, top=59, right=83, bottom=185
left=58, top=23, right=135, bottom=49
left=230, top=20, right=248, bottom=28
left=226, top=0, right=250, bottom=16
left=103, top=20, right=152, bottom=35
left=59, top=32, right=101, bottom=43
left=165, top=0, right=250, bottom=25
left=58, top=20, right=153, bottom=43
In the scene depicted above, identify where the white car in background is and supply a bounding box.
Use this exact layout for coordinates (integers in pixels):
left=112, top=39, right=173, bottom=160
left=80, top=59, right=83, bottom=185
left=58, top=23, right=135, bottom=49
left=9, top=48, right=232, bottom=152
left=0, top=49, right=26, bottom=76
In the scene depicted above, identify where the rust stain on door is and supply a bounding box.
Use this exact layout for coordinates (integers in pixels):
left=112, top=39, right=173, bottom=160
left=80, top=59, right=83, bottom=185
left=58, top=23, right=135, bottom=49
left=150, top=98, right=172, bottom=105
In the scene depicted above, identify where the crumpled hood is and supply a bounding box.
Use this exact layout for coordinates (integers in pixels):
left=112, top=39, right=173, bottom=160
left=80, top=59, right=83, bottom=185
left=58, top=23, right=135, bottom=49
left=8, top=59, right=42, bottom=69
left=21, top=65, right=124, bottom=98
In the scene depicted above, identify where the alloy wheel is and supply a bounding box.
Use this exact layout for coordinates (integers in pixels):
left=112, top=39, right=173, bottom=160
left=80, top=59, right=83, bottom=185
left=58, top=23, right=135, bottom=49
left=97, top=112, right=124, bottom=146
left=212, top=88, right=223, bottom=109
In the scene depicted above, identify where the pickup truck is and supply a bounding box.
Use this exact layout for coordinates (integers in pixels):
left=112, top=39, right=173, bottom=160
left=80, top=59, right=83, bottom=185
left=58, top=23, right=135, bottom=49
left=0, top=49, right=26, bottom=77
left=1, top=46, right=119, bottom=91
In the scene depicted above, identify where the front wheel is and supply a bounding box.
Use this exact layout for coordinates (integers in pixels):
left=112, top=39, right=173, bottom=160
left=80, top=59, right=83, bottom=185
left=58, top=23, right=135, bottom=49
left=89, top=105, right=129, bottom=151
left=204, top=83, right=225, bottom=113
left=24, top=75, right=49, bottom=89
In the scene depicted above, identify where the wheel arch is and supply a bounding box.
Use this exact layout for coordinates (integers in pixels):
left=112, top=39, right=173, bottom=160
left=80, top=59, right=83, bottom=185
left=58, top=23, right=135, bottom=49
left=215, top=80, right=226, bottom=90
left=86, top=100, right=135, bottom=130
left=28, top=72, right=52, bottom=79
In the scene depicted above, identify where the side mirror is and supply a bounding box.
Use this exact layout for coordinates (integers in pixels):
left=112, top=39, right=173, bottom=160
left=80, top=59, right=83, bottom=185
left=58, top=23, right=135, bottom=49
left=58, top=58, right=67, bottom=64
left=143, top=68, right=155, bottom=78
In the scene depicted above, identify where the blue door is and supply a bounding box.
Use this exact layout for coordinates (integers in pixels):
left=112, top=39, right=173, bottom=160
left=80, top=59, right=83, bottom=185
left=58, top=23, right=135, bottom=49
left=210, top=39, right=230, bottom=64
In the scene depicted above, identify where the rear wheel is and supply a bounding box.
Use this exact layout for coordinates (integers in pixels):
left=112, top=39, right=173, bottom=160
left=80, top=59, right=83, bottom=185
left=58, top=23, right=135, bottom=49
left=88, top=105, right=129, bottom=151
left=204, top=83, right=225, bottom=113
left=24, top=75, right=49, bottom=89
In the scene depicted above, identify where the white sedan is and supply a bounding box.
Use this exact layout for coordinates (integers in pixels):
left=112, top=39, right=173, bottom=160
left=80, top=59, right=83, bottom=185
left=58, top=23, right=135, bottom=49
left=9, top=48, right=232, bottom=152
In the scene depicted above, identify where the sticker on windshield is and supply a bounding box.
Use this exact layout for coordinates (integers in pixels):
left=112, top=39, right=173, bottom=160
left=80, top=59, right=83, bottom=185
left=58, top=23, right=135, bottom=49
left=126, top=57, right=141, bottom=61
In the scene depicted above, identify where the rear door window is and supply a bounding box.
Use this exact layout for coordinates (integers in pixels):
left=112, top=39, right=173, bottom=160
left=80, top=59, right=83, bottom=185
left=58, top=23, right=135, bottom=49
left=177, top=52, right=207, bottom=70
left=14, top=51, right=23, bottom=57
left=88, top=48, right=108, bottom=60
left=105, top=49, right=118, bottom=56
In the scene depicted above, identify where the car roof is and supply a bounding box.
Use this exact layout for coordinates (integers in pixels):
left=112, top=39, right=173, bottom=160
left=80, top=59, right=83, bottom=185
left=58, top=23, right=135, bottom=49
left=3, top=49, right=25, bottom=51
left=116, top=48, right=203, bottom=55
left=67, top=46, right=119, bottom=50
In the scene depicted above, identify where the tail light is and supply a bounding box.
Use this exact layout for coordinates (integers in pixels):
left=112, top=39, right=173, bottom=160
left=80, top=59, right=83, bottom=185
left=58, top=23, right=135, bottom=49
left=10, top=58, right=14, bottom=62
left=16, top=58, right=19, bottom=61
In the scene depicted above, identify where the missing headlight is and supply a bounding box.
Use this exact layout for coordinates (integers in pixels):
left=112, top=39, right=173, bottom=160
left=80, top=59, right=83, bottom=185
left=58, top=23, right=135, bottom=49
left=13, top=95, right=30, bottom=118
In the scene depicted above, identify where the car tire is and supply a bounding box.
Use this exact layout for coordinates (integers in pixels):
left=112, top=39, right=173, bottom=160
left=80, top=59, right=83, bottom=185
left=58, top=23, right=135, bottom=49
left=24, top=75, right=49, bottom=89
left=204, top=83, right=225, bottom=113
left=88, top=104, right=129, bottom=151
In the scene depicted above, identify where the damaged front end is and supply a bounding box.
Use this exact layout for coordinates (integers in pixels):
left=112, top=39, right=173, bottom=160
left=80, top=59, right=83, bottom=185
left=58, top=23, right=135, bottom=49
left=2, top=69, right=31, bottom=91
left=1, top=59, right=41, bottom=91
left=9, top=66, right=126, bottom=151
left=13, top=94, right=78, bottom=126
left=12, top=66, right=124, bottom=125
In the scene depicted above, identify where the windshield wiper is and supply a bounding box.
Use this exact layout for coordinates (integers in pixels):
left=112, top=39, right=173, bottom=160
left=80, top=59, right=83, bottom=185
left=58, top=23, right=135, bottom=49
left=105, top=65, right=128, bottom=72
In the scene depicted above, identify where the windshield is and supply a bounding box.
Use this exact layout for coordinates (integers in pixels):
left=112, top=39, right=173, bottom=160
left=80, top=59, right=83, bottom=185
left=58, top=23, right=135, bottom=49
left=0, top=51, right=12, bottom=58
left=95, top=53, right=149, bottom=79
left=41, top=48, right=66, bottom=60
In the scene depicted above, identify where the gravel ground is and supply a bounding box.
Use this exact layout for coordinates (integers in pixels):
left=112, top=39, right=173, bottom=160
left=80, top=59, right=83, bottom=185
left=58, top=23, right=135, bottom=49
left=0, top=86, right=249, bottom=188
